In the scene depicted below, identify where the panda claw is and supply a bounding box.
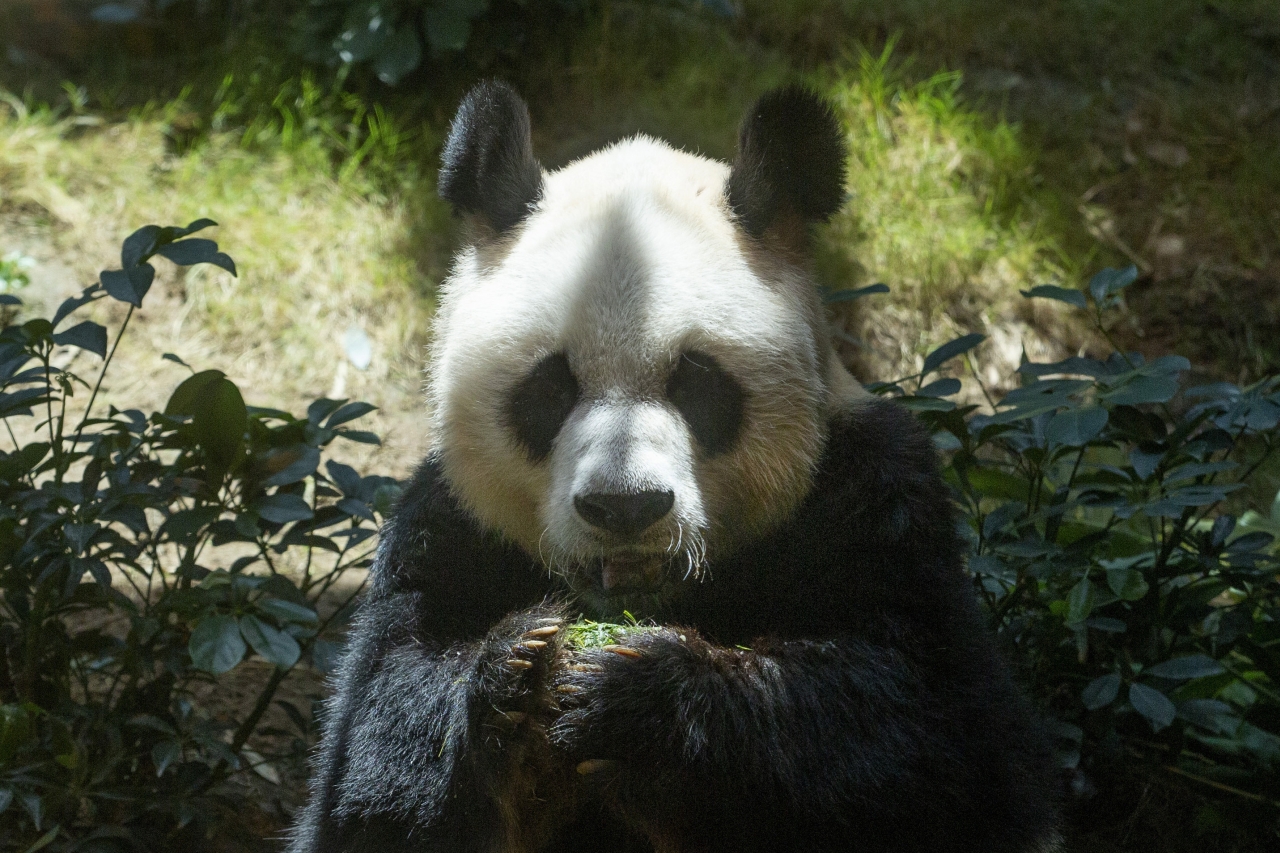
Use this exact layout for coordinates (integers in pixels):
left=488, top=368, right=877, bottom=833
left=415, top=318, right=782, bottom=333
left=520, top=639, right=549, bottom=652
left=555, top=684, right=584, bottom=694
left=524, top=625, right=561, bottom=639
left=602, top=644, right=642, bottom=659
left=506, top=658, right=534, bottom=670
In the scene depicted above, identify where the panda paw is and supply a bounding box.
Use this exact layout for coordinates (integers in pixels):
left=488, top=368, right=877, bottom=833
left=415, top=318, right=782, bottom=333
left=477, top=609, right=568, bottom=750
left=548, top=627, right=694, bottom=773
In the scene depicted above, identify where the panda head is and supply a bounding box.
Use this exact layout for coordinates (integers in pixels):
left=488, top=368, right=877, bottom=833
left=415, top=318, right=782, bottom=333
left=430, top=81, right=864, bottom=614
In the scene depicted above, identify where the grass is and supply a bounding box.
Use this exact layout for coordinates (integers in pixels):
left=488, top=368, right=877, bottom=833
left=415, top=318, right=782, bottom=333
left=814, top=44, right=1079, bottom=385
left=0, top=78, right=450, bottom=473
left=743, top=0, right=1280, bottom=379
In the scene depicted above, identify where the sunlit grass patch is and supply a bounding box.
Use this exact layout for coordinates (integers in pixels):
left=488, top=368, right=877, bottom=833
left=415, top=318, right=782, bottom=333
left=0, top=87, right=448, bottom=471
left=815, top=46, right=1080, bottom=385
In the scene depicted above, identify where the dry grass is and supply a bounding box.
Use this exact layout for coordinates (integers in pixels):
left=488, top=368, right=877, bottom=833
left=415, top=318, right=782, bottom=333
left=0, top=92, right=447, bottom=474
left=815, top=47, right=1079, bottom=387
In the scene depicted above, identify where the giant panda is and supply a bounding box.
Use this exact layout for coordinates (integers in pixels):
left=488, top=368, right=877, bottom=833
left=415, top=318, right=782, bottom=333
left=288, top=80, right=1062, bottom=853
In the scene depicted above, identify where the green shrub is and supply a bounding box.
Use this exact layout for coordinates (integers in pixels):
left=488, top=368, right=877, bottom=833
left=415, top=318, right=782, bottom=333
left=854, top=267, right=1280, bottom=809
left=288, top=0, right=733, bottom=84
left=0, top=223, right=396, bottom=850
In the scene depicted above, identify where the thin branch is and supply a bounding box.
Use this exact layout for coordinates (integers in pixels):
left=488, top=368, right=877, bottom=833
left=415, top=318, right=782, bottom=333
left=73, top=304, right=134, bottom=439
left=1163, top=764, right=1280, bottom=807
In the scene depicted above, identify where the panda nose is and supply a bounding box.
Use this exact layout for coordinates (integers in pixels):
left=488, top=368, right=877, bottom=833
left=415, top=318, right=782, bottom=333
left=574, top=490, right=675, bottom=537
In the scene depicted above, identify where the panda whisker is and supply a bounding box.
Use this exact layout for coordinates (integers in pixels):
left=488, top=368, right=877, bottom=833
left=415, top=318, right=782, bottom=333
left=536, top=528, right=556, bottom=579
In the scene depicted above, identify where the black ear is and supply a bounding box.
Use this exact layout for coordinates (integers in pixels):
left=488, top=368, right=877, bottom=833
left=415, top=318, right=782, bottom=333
left=439, top=81, right=544, bottom=234
left=726, top=87, right=847, bottom=237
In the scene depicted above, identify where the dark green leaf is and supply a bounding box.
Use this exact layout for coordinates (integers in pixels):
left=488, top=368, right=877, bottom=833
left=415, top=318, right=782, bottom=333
left=335, top=429, right=381, bottom=445
left=1129, top=682, right=1176, bottom=732
left=162, top=352, right=192, bottom=369
left=1178, top=699, right=1240, bottom=735
left=823, top=283, right=890, bottom=304
left=897, top=395, right=956, bottom=412
left=0, top=294, right=18, bottom=306
left=156, top=238, right=218, bottom=266
left=257, top=493, right=314, bottom=524
left=1210, top=515, right=1236, bottom=549
left=189, top=614, right=246, bottom=674
left=51, top=284, right=104, bottom=329
left=337, top=497, right=374, bottom=521
left=1103, top=374, right=1180, bottom=406
left=64, top=522, right=100, bottom=554
left=1106, top=568, right=1149, bottom=601
left=239, top=614, right=301, bottom=667
left=325, top=401, right=377, bottom=428
left=1082, top=672, right=1121, bottom=710
left=162, top=507, right=221, bottom=545
left=1088, top=265, right=1139, bottom=303
left=208, top=252, right=237, bottom=276
left=922, top=334, right=985, bottom=375
left=424, top=5, right=473, bottom=53
left=100, top=263, right=155, bottom=307
left=121, top=224, right=160, bottom=268
left=1148, top=656, right=1224, bottom=680
left=167, top=218, right=218, bottom=239
left=374, top=25, right=423, bottom=84
left=152, top=740, right=182, bottom=776
left=259, top=599, right=319, bottom=626
left=0, top=386, right=51, bottom=417
left=1066, top=577, right=1095, bottom=625
left=1141, top=354, right=1191, bottom=376
left=1021, top=285, right=1087, bottom=308
left=262, top=445, right=320, bottom=487
left=52, top=320, right=108, bottom=358
left=307, top=398, right=346, bottom=425
left=917, top=378, right=961, bottom=398
left=166, top=370, right=247, bottom=483
left=21, top=317, right=53, bottom=340
left=1045, top=407, right=1108, bottom=447
left=325, top=460, right=361, bottom=495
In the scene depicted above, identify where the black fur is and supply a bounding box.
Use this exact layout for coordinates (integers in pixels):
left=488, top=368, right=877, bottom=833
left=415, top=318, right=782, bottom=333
left=438, top=80, right=544, bottom=233
left=727, top=86, right=848, bottom=236
left=289, top=398, right=1060, bottom=853
left=666, top=351, right=745, bottom=457
left=507, top=352, right=580, bottom=462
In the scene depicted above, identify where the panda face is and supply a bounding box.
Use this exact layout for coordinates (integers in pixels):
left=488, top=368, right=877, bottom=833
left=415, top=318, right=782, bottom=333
left=431, top=138, right=835, bottom=612
left=430, top=83, right=856, bottom=614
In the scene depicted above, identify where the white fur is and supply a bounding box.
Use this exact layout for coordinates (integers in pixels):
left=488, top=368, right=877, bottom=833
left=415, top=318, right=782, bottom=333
left=429, top=137, right=863, bottom=598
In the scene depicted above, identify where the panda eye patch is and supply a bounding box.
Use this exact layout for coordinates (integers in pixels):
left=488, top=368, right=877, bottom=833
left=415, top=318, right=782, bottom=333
left=506, top=353, right=580, bottom=462
left=667, top=351, right=745, bottom=457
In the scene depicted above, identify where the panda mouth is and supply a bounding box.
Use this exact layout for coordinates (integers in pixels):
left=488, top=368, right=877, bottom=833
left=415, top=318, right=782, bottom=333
left=596, top=552, right=667, bottom=594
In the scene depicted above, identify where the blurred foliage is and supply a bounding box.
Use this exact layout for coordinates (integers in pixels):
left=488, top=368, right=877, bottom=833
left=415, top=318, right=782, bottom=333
left=287, top=0, right=735, bottom=85
left=0, top=223, right=397, bottom=850
left=844, top=267, right=1280, bottom=839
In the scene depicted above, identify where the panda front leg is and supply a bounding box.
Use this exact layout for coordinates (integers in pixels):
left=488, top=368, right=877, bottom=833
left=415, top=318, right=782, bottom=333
left=288, top=596, right=578, bottom=853
left=550, top=626, right=1054, bottom=853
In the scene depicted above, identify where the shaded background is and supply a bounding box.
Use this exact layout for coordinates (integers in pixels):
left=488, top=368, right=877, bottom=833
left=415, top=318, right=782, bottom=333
left=1, top=1, right=1278, bottom=850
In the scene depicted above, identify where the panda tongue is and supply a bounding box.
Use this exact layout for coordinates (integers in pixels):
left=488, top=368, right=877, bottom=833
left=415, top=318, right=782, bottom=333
left=601, top=556, right=653, bottom=592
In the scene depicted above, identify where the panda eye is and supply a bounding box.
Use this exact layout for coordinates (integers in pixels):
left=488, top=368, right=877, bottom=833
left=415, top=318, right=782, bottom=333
left=666, top=351, right=745, bottom=457
left=506, top=353, right=580, bottom=462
